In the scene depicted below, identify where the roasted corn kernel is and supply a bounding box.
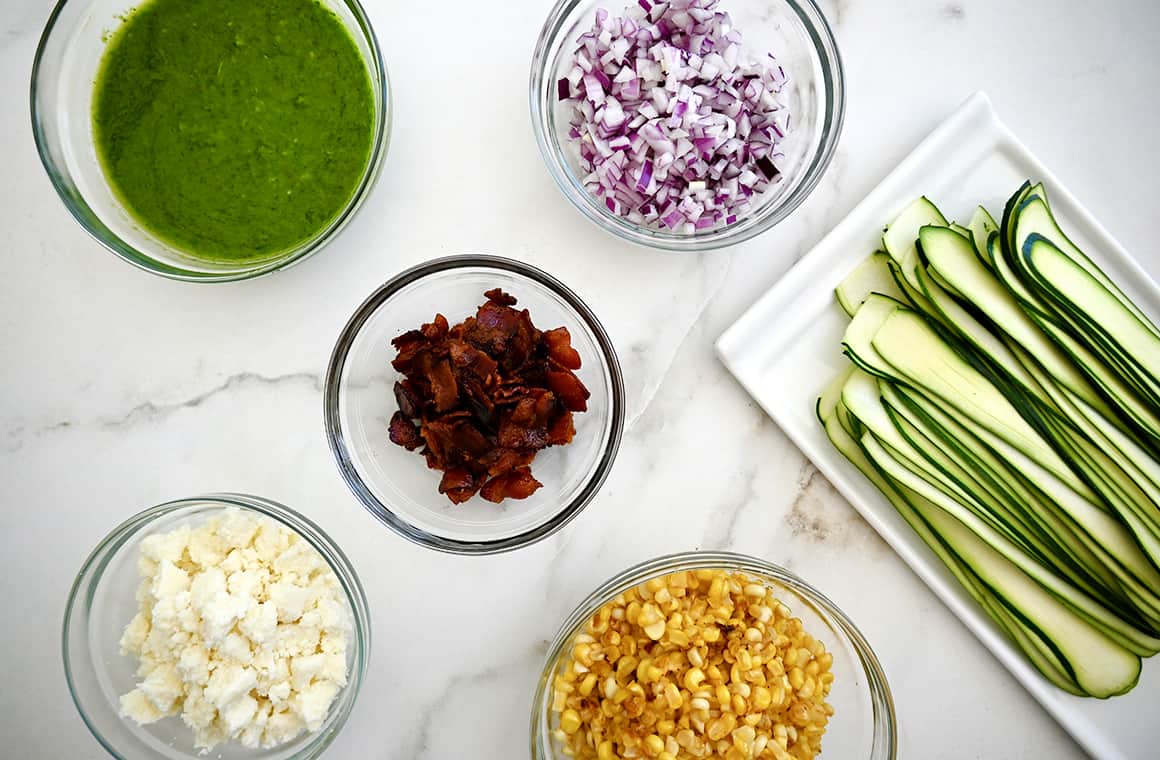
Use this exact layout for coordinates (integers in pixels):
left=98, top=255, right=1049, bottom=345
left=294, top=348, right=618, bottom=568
left=549, top=568, right=834, bottom=759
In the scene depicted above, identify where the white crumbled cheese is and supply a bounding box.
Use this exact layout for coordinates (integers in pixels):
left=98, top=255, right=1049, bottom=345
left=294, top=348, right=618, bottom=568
left=118, top=507, right=351, bottom=751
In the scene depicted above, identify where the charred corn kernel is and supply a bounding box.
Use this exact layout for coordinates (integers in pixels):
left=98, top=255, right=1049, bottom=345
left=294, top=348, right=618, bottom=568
left=578, top=672, right=598, bottom=697
left=548, top=569, right=834, bottom=760
left=560, top=709, right=581, bottom=734
left=715, top=684, right=732, bottom=710
left=732, top=725, right=756, bottom=749
left=626, top=601, right=642, bottom=625
left=707, top=714, right=736, bottom=741
left=663, top=682, right=683, bottom=709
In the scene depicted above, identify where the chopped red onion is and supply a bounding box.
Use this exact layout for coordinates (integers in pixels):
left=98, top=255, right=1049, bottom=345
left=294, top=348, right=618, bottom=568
left=559, top=0, right=789, bottom=234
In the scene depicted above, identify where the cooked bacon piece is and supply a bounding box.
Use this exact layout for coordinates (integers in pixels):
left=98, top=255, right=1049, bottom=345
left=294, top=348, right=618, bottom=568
left=421, top=418, right=491, bottom=467
left=480, top=466, right=542, bottom=503
left=388, top=411, right=423, bottom=450
left=389, top=330, right=427, bottom=372
left=394, top=380, right=422, bottom=419
left=421, top=313, right=449, bottom=340
left=468, top=301, right=539, bottom=371
left=388, top=290, right=591, bottom=504
left=438, top=468, right=478, bottom=504
left=547, top=370, right=590, bottom=412
left=543, top=327, right=582, bottom=370
left=479, top=447, right=536, bottom=477
left=449, top=338, right=498, bottom=385
left=548, top=411, right=576, bottom=446
left=427, top=357, right=459, bottom=413
left=483, top=288, right=518, bottom=306
left=460, top=376, right=496, bottom=427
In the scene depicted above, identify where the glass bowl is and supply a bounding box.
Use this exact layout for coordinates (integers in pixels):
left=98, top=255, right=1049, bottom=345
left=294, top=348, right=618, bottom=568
left=531, top=551, right=896, bottom=759
left=530, top=0, right=844, bottom=251
left=31, top=0, right=391, bottom=282
left=62, top=493, right=371, bottom=760
left=324, top=254, right=625, bottom=555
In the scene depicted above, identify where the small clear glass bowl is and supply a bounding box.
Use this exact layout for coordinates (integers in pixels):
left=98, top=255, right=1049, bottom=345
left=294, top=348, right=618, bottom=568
left=62, top=493, right=371, bottom=760
left=31, top=0, right=390, bottom=281
left=531, top=551, right=896, bottom=759
left=530, top=0, right=844, bottom=251
left=324, top=254, right=625, bottom=555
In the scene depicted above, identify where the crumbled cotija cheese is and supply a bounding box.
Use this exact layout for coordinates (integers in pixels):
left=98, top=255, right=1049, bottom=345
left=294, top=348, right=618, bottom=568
left=119, top=507, right=351, bottom=750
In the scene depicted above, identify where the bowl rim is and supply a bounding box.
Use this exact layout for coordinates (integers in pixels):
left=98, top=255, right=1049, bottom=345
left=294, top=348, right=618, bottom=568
left=529, top=550, right=898, bottom=759
left=323, top=253, right=626, bottom=556
left=529, top=0, right=846, bottom=252
left=29, top=0, right=392, bottom=282
left=61, top=492, right=372, bottom=760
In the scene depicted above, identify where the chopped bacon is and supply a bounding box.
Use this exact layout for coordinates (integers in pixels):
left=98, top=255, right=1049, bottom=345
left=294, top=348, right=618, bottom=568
left=387, top=290, right=590, bottom=504
left=479, top=466, right=543, bottom=503
left=388, top=411, right=423, bottom=450
left=483, top=288, right=518, bottom=306
left=543, top=327, right=582, bottom=370
left=393, top=380, right=422, bottom=419
left=438, top=468, right=478, bottom=504
left=480, top=448, right=535, bottom=477
left=547, top=411, right=576, bottom=446
left=547, top=370, right=590, bottom=412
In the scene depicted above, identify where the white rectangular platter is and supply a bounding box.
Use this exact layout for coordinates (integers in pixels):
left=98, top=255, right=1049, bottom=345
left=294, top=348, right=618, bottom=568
left=716, top=92, right=1160, bottom=760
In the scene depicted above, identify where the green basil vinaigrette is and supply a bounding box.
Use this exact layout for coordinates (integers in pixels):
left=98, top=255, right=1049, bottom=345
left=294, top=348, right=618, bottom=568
left=93, top=0, right=375, bottom=262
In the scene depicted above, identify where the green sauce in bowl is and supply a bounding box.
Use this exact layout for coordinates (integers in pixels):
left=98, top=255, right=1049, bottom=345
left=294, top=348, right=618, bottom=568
left=93, top=0, right=375, bottom=263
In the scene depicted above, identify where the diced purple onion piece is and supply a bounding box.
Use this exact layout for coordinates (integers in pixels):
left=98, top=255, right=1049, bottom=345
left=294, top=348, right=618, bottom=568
left=637, top=159, right=654, bottom=191
left=558, top=0, right=789, bottom=233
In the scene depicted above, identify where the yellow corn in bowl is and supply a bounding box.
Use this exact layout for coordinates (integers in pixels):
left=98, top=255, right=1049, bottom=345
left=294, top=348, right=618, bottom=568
left=531, top=552, right=895, bottom=760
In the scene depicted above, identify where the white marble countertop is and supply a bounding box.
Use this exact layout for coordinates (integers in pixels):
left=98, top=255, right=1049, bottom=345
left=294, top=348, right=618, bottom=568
left=2, top=0, right=1158, bottom=757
